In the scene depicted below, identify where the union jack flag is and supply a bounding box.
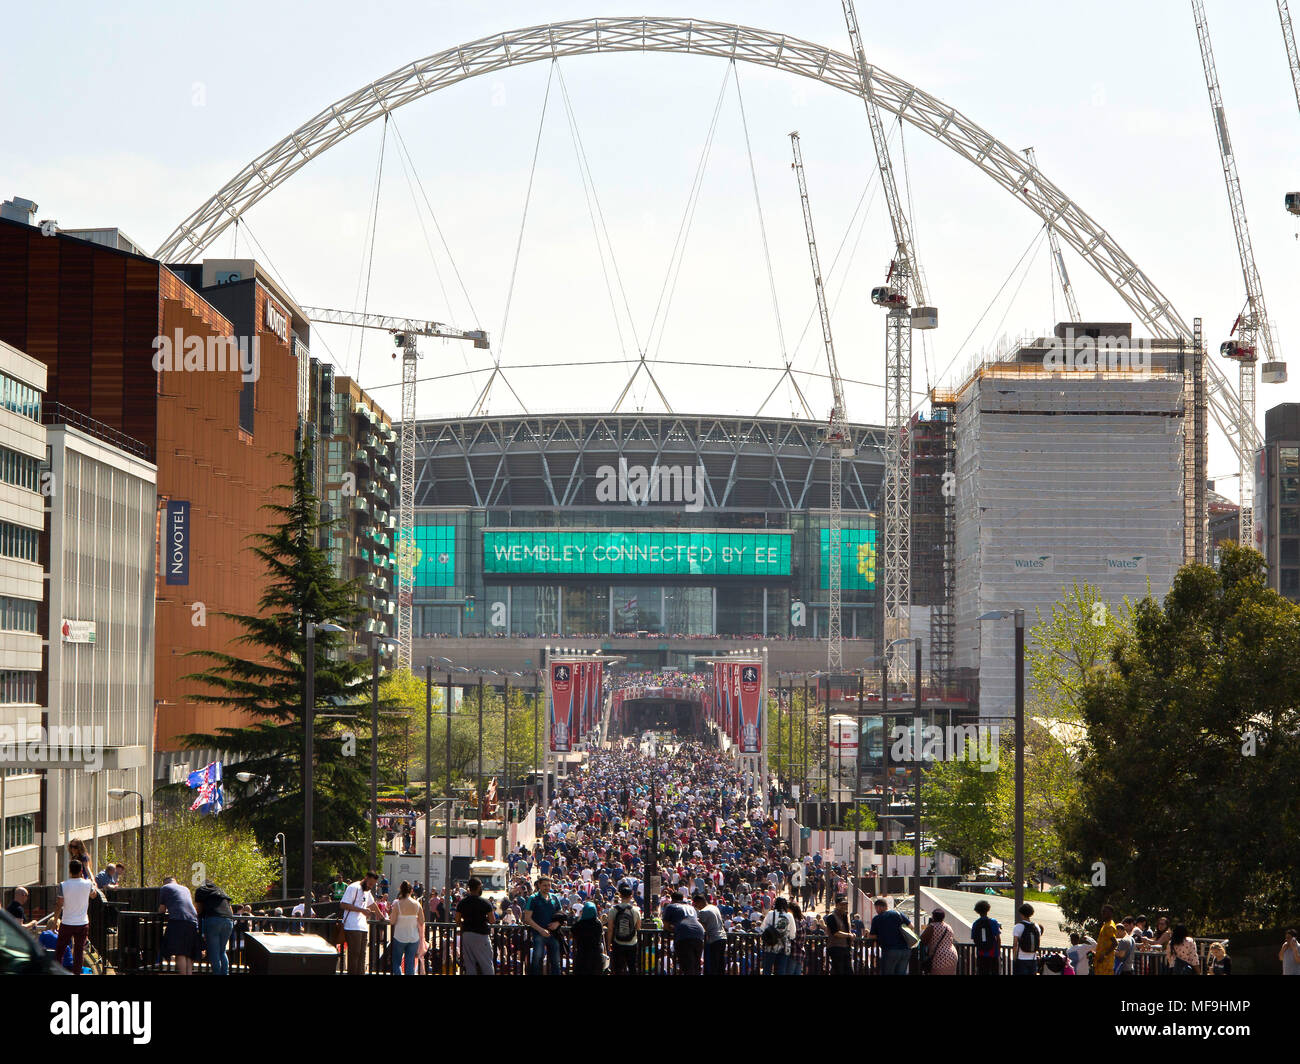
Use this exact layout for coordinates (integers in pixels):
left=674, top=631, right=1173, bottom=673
left=186, top=761, right=224, bottom=815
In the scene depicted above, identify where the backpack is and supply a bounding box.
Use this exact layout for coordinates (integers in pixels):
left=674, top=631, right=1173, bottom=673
left=762, top=913, right=789, bottom=948
left=1018, top=921, right=1040, bottom=952
left=612, top=903, right=638, bottom=946
left=972, top=916, right=995, bottom=950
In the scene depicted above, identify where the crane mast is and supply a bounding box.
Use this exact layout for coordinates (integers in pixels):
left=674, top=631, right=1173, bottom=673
left=301, top=305, right=489, bottom=671
left=1192, top=1, right=1286, bottom=550
left=1280, top=2, right=1300, bottom=216
left=842, top=0, right=937, bottom=689
left=1023, top=147, right=1082, bottom=323
left=789, top=132, right=850, bottom=673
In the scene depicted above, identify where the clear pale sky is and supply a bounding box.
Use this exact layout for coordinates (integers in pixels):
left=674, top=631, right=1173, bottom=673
left=4, top=0, right=1298, bottom=486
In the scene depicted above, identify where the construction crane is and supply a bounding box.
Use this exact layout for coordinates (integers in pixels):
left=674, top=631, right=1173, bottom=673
left=841, top=0, right=937, bottom=689
left=1022, top=147, right=1082, bottom=323
left=789, top=132, right=853, bottom=673
left=300, top=306, right=489, bottom=670
left=1279, top=1, right=1300, bottom=215
left=1192, top=1, right=1287, bottom=551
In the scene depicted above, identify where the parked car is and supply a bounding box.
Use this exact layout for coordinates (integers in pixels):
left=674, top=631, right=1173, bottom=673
left=0, top=908, right=68, bottom=974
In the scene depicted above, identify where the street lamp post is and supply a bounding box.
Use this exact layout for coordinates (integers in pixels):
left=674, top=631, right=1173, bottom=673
left=303, top=620, right=343, bottom=907
left=913, top=638, right=923, bottom=937
left=106, top=788, right=146, bottom=885
left=423, top=659, right=434, bottom=909
left=370, top=635, right=399, bottom=870
left=979, top=608, right=1026, bottom=915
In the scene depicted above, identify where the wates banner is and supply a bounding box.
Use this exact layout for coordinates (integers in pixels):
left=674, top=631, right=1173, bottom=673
left=739, top=662, right=762, bottom=754
left=590, top=661, right=604, bottom=734
left=550, top=661, right=576, bottom=752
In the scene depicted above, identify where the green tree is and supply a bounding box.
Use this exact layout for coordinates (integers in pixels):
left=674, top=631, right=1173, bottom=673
left=920, top=738, right=1005, bottom=869
left=106, top=810, right=281, bottom=904
left=840, top=805, right=878, bottom=832
left=1059, top=543, right=1300, bottom=932
left=180, top=447, right=378, bottom=889
left=1028, top=581, right=1132, bottom=721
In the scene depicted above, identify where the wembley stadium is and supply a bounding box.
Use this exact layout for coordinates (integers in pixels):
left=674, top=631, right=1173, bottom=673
left=406, top=409, right=953, bottom=687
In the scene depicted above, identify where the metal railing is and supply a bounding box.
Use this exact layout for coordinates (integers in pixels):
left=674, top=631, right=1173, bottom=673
left=106, top=912, right=1212, bottom=975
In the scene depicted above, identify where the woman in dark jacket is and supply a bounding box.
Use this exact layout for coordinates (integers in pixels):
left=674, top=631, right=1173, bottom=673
left=570, top=902, right=606, bottom=975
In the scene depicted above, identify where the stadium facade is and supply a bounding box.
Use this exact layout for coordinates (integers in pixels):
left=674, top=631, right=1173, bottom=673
left=408, top=413, right=890, bottom=673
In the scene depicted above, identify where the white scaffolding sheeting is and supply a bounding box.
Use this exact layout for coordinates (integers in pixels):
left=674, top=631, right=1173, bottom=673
left=953, top=371, right=1186, bottom=719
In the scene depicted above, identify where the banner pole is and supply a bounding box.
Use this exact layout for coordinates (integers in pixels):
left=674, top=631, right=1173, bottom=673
left=542, top=646, right=550, bottom=821
left=761, top=647, right=769, bottom=816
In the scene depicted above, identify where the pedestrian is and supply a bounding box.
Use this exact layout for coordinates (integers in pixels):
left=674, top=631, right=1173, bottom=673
left=1281, top=929, right=1300, bottom=975
left=1114, top=917, right=1138, bottom=975
left=824, top=896, right=855, bottom=975
left=194, top=879, right=235, bottom=976
left=1093, top=904, right=1119, bottom=977
left=662, top=890, right=706, bottom=975
left=758, top=895, right=796, bottom=975
left=867, top=897, right=912, bottom=976
left=388, top=880, right=424, bottom=975
left=571, top=901, right=606, bottom=975
left=971, top=898, right=1001, bottom=975
left=920, top=909, right=957, bottom=975
left=1206, top=941, right=1231, bottom=976
left=787, top=902, right=807, bottom=975
left=157, top=875, right=202, bottom=975
left=1166, top=925, right=1200, bottom=974
left=1011, top=903, right=1042, bottom=976
left=52, top=859, right=93, bottom=975
left=1066, top=931, right=1097, bottom=976
left=693, top=892, right=727, bottom=975
left=455, top=876, right=496, bottom=975
left=605, top=883, right=642, bottom=975
left=523, top=875, right=564, bottom=975
left=339, top=870, right=381, bottom=976
left=6, top=886, right=35, bottom=931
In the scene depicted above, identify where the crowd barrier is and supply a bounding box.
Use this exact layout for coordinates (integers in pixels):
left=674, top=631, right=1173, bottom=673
left=107, top=912, right=1193, bottom=975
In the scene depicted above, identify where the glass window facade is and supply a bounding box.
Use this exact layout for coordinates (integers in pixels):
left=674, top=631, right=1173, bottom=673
left=0, top=446, right=41, bottom=492
left=412, top=507, right=876, bottom=639
left=4, top=814, right=34, bottom=849
left=0, top=371, right=41, bottom=421
left=0, top=521, right=39, bottom=563
left=0, top=595, right=39, bottom=634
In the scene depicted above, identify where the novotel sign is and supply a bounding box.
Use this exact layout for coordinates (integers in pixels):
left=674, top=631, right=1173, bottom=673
left=264, top=297, right=289, bottom=343
left=165, top=500, right=190, bottom=585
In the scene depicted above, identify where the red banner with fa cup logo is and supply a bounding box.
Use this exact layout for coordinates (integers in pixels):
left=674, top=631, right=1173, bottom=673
left=550, top=660, right=575, bottom=752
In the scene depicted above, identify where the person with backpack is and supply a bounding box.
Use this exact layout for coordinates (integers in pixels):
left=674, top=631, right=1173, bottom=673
left=759, top=895, right=796, bottom=975
left=693, top=892, right=728, bottom=975
left=1011, top=903, right=1042, bottom=976
left=605, top=883, right=642, bottom=975
left=1066, top=931, right=1097, bottom=975
left=971, top=898, right=1002, bottom=975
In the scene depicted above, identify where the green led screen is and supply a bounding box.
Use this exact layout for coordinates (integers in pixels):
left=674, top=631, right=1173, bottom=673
left=412, top=524, right=456, bottom=586
left=483, top=529, right=791, bottom=578
left=819, top=528, right=877, bottom=590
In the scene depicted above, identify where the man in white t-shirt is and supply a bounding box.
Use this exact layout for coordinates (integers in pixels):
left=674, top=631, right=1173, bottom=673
left=340, top=871, right=380, bottom=976
left=53, top=859, right=94, bottom=974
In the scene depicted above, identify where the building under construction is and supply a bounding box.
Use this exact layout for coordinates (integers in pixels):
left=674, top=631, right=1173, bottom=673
left=937, top=323, right=1205, bottom=718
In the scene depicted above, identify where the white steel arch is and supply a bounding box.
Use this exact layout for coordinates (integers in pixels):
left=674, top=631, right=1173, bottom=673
left=153, top=16, right=1253, bottom=459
